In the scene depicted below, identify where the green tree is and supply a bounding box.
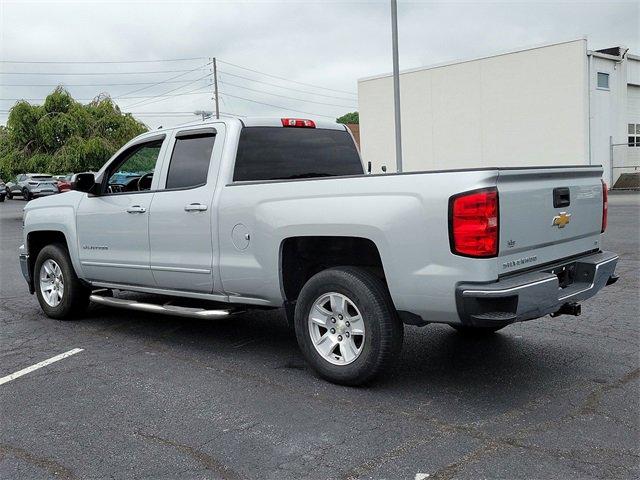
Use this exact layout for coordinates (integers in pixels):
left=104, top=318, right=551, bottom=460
left=336, top=111, right=359, bottom=124
left=0, top=87, right=147, bottom=179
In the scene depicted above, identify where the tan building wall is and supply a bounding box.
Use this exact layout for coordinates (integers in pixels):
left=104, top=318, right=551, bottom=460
left=358, top=39, right=589, bottom=175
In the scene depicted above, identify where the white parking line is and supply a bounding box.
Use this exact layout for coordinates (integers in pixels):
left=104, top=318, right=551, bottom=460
left=0, top=348, right=84, bottom=385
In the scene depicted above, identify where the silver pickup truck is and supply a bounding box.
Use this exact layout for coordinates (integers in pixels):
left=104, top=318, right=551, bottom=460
left=19, top=116, right=618, bottom=385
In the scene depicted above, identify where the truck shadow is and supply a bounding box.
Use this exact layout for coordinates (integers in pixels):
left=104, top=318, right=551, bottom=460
left=83, top=300, right=582, bottom=411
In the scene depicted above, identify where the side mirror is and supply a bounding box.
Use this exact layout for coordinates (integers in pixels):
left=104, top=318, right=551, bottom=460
left=367, top=161, right=372, bottom=174
left=72, top=173, right=98, bottom=194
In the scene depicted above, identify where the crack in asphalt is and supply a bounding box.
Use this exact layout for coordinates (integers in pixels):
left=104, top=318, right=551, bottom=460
left=580, top=368, right=640, bottom=415
left=134, top=431, right=243, bottom=480
left=427, top=367, right=640, bottom=480
left=0, top=443, right=77, bottom=479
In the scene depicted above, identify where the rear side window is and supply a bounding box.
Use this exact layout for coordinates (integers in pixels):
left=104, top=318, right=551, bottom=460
left=165, top=133, right=216, bottom=189
left=233, top=127, right=363, bottom=182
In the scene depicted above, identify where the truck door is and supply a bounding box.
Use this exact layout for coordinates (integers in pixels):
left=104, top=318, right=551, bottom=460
left=148, top=126, right=223, bottom=293
left=76, top=134, right=168, bottom=286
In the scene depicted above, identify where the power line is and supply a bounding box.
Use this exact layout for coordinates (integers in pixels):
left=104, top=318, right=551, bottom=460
left=126, top=113, right=195, bottom=117
left=218, top=79, right=356, bottom=109
left=0, top=57, right=206, bottom=64
left=128, top=111, right=242, bottom=117
left=219, top=92, right=336, bottom=119
left=120, top=83, right=211, bottom=110
left=122, top=76, right=211, bottom=109
left=117, top=73, right=210, bottom=104
left=0, top=79, right=207, bottom=87
left=0, top=109, right=243, bottom=118
left=0, top=67, right=208, bottom=76
left=113, top=63, right=210, bottom=99
left=218, top=70, right=357, bottom=101
left=0, top=110, right=205, bottom=115
left=0, top=89, right=212, bottom=103
left=217, top=59, right=357, bottom=96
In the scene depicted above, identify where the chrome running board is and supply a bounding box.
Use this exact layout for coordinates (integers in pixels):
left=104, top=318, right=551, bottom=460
left=90, top=294, right=235, bottom=319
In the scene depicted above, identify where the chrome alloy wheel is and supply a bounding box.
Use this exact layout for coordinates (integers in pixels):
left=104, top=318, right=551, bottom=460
left=308, top=292, right=365, bottom=365
left=39, top=259, right=64, bottom=307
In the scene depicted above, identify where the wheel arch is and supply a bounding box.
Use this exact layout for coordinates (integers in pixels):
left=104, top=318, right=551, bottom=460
left=26, top=228, right=84, bottom=292
left=279, top=236, right=389, bottom=304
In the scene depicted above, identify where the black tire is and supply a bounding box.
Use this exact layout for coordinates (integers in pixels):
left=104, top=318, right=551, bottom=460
left=6, top=189, right=13, bottom=200
left=294, top=266, right=403, bottom=386
left=450, top=324, right=506, bottom=336
left=34, top=243, right=90, bottom=320
left=0, top=195, right=4, bottom=202
left=22, top=188, right=32, bottom=201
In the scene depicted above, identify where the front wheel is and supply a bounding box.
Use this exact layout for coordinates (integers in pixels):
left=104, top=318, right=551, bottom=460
left=6, top=189, right=13, bottom=199
left=0, top=195, right=4, bottom=202
left=294, top=267, right=403, bottom=386
left=34, top=244, right=90, bottom=319
left=22, top=188, right=32, bottom=201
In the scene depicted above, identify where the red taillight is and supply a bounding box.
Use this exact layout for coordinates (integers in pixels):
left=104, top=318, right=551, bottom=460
left=601, top=180, right=608, bottom=233
left=281, top=118, right=315, bottom=128
left=449, top=188, right=499, bottom=257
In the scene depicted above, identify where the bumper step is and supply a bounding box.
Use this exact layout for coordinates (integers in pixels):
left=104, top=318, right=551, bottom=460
left=470, top=311, right=517, bottom=322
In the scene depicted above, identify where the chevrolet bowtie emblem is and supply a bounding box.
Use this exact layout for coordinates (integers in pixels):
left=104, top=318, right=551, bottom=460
left=552, top=212, right=571, bottom=228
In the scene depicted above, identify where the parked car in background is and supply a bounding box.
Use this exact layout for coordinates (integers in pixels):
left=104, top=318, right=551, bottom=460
left=5, top=174, right=59, bottom=200
left=55, top=174, right=73, bottom=193
left=0, top=179, right=5, bottom=202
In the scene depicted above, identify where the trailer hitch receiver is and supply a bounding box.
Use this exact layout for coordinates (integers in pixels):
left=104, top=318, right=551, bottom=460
left=551, top=302, right=582, bottom=318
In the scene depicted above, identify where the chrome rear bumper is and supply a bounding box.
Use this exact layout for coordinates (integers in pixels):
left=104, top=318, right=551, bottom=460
left=456, top=251, right=619, bottom=327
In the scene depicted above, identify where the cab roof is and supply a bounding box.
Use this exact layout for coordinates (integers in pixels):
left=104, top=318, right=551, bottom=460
left=169, top=116, right=346, bottom=131
left=240, top=116, right=346, bottom=130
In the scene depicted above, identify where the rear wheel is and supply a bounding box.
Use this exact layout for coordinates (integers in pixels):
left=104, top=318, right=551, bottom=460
left=294, top=267, right=403, bottom=386
left=450, top=324, right=506, bottom=336
left=0, top=194, right=4, bottom=202
left=6, top=189, right=13, bottom=199
left=34, top=244, right=90, bottom=319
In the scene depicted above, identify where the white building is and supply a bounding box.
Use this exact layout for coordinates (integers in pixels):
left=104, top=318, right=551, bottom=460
left=358, top=39, right=639, bottom=187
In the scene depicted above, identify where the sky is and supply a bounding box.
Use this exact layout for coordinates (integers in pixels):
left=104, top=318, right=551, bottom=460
left=1, top=0, right=638, bottom=129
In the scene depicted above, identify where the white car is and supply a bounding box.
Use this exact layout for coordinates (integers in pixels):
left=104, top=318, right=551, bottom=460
left=6, top=173, right=59, bottom=200
left=18, top=117, right=619, bottom=384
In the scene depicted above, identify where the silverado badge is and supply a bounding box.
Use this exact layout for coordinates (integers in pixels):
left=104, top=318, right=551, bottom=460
left=552, top=212, right=571, bottom=228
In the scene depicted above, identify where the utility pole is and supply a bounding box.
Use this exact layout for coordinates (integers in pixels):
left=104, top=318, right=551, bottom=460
left=212, top=57, right=220, bottom=119
left=391, top=0, right=403, bottom=172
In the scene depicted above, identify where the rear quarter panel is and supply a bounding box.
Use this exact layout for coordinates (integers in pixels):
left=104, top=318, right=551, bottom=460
left=217, top=170, right=499, bottom=322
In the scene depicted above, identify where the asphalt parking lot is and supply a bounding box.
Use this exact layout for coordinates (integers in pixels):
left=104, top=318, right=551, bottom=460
left=0, top=192, right=638, bottom=480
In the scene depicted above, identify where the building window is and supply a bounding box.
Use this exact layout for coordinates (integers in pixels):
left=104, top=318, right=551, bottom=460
left=629, top=124, right=640, bottom=147
left=597, top=72, right=610, bottom=90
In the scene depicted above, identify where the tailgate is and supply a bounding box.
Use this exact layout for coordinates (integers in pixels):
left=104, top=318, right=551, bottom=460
left=497, top=166, right=604, bottom=275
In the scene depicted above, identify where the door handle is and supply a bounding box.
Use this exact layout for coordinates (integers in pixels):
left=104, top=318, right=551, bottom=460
left=126, top=205, right=146, bottom=214
left=184, top=203, right=208, bottom=212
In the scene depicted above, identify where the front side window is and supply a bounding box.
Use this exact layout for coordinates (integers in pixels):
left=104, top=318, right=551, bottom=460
left=165, top=132, right=216, bottom=190
left=106, top=139, right=163, bottom=193
left=233, top=127, right=363, bottom=182
left=597, top=72, right=610, bottom=90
